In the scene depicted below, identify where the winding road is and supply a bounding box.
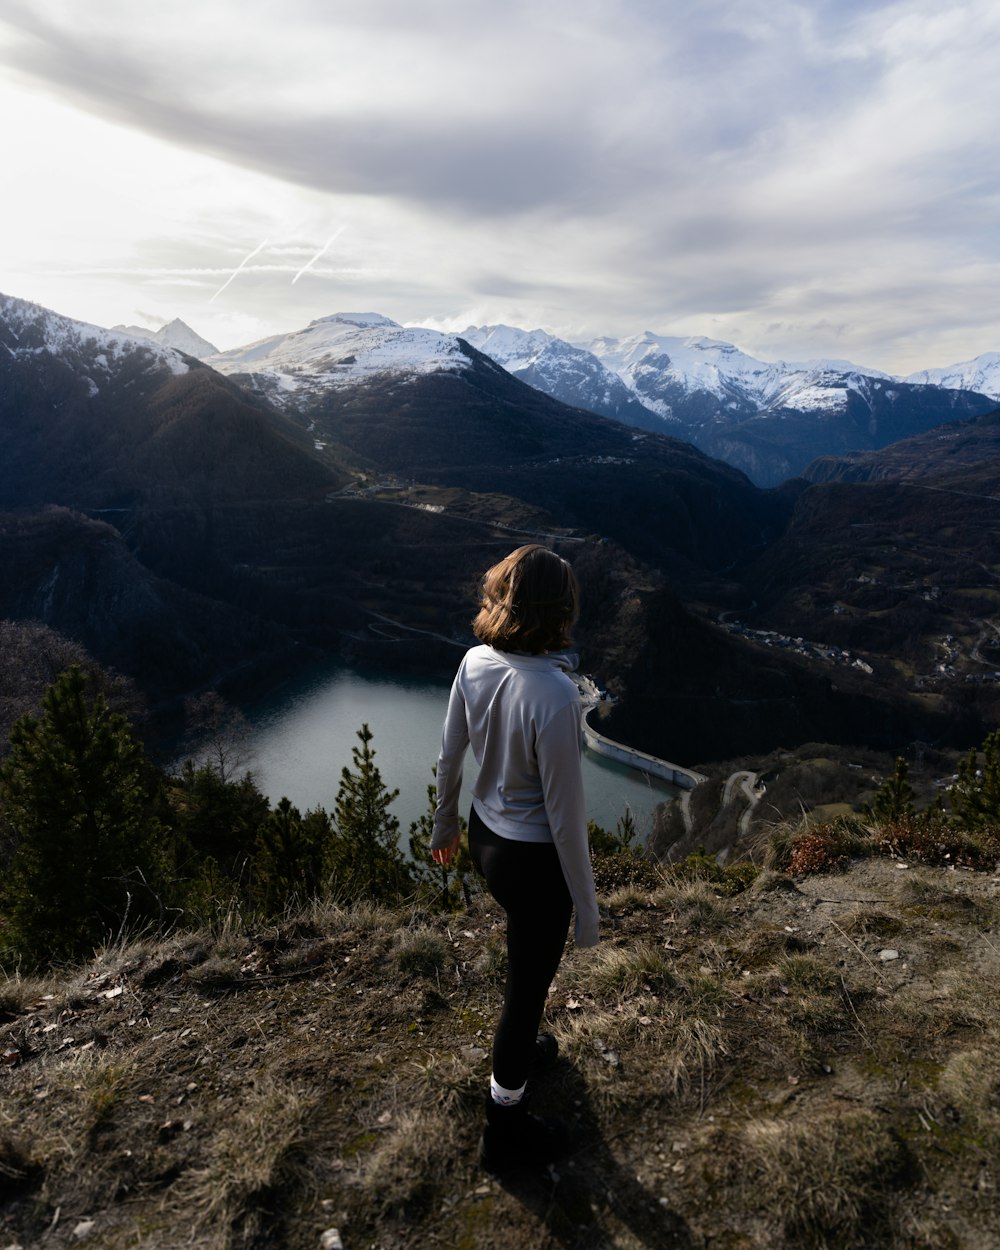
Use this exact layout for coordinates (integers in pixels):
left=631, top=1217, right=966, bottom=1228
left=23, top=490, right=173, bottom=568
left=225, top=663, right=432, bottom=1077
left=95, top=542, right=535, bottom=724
left=679, top=768, right=764, bottom=840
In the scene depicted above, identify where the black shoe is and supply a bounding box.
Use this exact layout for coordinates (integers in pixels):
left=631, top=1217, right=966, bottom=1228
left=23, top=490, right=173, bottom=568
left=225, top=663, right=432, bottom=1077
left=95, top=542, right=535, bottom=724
left=478, top=1092, right=569, bottom=1174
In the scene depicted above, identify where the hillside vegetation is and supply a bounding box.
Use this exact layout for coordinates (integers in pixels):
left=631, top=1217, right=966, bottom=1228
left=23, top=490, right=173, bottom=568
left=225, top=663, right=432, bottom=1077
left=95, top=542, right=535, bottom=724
left=3, top=660, right=1000, bottom=1247
left=2, top=840, right=1000, bottom=1250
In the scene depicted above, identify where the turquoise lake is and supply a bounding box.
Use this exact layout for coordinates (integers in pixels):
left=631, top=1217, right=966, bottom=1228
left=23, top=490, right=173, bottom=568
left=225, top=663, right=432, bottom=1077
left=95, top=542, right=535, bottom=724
left=241, top=664, right=678, bottom=839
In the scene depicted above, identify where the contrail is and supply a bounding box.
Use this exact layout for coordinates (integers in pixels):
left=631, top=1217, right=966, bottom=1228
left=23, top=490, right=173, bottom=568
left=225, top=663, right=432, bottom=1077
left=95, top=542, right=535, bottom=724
left=292, top=226, right=345, bottom=284
left=209, top=237, right=271, bottom=302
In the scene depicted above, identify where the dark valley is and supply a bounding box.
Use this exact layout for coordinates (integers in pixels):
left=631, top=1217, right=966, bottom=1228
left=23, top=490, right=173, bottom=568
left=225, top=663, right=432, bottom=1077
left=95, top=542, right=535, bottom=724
left=1, top=294, right=997, bottom=774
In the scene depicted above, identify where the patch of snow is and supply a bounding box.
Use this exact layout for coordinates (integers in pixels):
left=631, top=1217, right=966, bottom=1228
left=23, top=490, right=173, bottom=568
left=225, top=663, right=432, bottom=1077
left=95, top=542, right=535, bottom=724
left=905, top=351, right=1000, bottom=401
left=114, top=317, right=219, bottom=359
left=460, top=323, right=656, bottom=423
left=208, top=312, right=470, bottom=402
left=1, top=292, right=189, bottom=378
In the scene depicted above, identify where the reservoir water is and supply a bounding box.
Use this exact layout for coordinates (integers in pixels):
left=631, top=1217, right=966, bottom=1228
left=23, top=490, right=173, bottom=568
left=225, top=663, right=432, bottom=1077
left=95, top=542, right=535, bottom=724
left=242, top=664, right=677, bottom=839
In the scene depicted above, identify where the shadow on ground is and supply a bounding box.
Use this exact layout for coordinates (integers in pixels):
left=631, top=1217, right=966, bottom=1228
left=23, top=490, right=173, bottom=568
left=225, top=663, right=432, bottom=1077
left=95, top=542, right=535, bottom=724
left=496, top=1060, right=695, bottom=1250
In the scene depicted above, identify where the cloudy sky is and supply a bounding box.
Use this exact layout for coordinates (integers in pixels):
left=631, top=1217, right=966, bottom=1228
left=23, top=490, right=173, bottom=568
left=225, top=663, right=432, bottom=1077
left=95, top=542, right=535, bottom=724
left=1, top=0, right=998, bottom=372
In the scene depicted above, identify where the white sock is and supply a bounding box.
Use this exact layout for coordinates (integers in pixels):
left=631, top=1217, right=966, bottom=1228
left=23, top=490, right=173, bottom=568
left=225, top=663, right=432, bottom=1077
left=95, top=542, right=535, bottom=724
left=490, top=1075, right=526, bottom=1106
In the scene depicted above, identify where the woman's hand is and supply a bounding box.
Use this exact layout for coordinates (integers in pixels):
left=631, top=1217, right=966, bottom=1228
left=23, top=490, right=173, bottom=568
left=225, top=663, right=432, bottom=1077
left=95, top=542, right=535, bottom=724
left=432, top=835, right=460, bottom=866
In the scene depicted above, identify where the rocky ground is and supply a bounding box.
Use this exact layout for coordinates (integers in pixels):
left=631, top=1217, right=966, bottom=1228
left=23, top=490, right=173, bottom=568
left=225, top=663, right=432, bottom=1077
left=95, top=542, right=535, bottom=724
left=2, top=848, right=1000, bottom=1250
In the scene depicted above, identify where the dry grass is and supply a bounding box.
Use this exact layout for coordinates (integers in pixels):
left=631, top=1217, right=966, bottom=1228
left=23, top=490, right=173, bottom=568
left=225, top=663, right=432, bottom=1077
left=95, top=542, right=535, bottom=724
left=733, top=1108, right=914, bottom=1249
left=587, top=941, right=675, bottom=999
left=355, top=1107, right=462, bottom=1220
left=166, top=1079, right=318, bottom=1248
left=3, top=854, right=1000, bottom=1248
left=656, top=877, right=731, bottom=933
left=391, top=927, right=451, bottom=979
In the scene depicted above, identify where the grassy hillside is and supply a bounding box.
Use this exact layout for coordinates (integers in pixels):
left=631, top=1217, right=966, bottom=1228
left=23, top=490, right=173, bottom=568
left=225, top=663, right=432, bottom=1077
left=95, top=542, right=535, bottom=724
left=2, top=839, right=999, bottom=1249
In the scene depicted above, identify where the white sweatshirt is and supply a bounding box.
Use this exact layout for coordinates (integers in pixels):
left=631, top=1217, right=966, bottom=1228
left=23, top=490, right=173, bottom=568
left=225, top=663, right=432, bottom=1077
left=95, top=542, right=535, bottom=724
left=431, top=644, right=600, bottom=947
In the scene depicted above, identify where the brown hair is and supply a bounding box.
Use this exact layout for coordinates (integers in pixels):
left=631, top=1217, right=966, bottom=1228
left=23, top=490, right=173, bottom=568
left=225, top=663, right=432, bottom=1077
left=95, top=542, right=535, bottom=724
left=472, top=545, right=579, bottom=655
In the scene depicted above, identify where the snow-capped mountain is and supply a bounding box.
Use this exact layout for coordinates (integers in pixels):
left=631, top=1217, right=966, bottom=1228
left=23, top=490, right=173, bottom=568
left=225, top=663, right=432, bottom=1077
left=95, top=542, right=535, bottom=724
left=113, top=317, right=219, bottom=359
left=207, top=313, right=471, bottom=404
left=2, top=293, right=189, bottom=389
left=564, top=328, right=892, bottom=421
left=458, top=324, right=661, bottom=429
left=462, top=322, right=909, bottom=427
left=458, top=323, right=994, bottom=484
left=906, top=353, right=1000, bottom=401
left=16, top=285, right=992, bottom=489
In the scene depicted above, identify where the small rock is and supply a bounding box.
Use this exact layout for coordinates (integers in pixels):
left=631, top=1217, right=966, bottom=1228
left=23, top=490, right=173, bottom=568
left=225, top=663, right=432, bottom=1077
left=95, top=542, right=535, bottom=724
left=319, top=1230, right=343, bottom=1250
left=878, top=949, right=901, bottom=962
left=72, top=1221, right=96, bottom=1241
left=592, top=1038, right=620, bottom=1065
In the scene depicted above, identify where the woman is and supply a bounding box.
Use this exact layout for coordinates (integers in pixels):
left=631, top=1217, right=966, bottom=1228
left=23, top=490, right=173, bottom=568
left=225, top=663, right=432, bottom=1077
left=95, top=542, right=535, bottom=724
left=431, top=544, right=600, bottom=1173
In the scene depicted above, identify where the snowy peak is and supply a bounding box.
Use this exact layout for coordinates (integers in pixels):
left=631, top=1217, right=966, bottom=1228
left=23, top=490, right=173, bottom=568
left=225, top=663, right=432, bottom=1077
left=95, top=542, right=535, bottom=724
left=578, top=330, right=897, bottom=417
left=906, top=353, right=1000, bottom=402
left=459, top=323, right=662, bottom=428
left=459, top=324, right=558, bottom=371
left=3, top=293, right=189, bottom=379
left=589, top=331, right=779, bottom=393
left=112, top=317, right=218, bottom=359
left=157, top=318, right=219, bottom=358
left=207, top=311, right=470, bottom=401
left=308, top=312, right=400, bottom=331
left=457, top=321, right=995, bottom=485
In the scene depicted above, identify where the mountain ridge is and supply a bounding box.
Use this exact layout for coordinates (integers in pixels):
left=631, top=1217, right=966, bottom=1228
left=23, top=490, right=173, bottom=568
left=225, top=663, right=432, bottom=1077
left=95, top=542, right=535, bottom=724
left=461, top=322, right=996, bottom=485
left=111, top=316, right=219, bottom=359
left=82, top=297, right=1000, bottom=486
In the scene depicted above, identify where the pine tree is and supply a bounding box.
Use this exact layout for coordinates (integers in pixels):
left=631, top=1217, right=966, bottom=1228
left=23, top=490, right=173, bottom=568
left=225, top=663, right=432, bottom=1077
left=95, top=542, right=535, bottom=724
left=253, top=797, right=333, bottom=915
left=951, top=729, right=1000, bottom=829
left=588, top=807, right=641, bottom=856
left=408, top=771, right=473, bottom=909
left=865, top=756, right=916, bottom=825
left=332, top=724, right=412, bottom=903
left=0, top=666, right=166, bottom=963
left=169, top=760, right=269, bottom=880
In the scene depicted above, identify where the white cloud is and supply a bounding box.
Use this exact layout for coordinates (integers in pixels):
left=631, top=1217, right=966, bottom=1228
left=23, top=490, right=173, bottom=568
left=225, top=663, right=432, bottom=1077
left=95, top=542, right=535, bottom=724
left=0, top=0, right=998, bottom=371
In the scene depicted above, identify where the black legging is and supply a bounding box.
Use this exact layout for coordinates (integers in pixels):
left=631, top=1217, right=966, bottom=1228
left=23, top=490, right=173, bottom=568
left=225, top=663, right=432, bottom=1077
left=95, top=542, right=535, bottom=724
left=469, top=807, right=573, bottom=1091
